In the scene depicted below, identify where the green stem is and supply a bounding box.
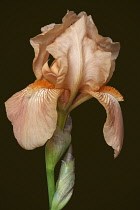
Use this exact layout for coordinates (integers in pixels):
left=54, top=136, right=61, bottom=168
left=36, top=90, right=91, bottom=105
left=46, top=168, right=55, bottom=208
left=45, top=112, right=68, bottom=208
left=57, top=112, right=68, bottom=130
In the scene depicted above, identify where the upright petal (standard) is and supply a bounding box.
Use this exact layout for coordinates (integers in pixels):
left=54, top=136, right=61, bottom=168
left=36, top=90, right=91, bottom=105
left=46, top=15, right=87, bottom=95
left=30, top=11, right=78, bottom=80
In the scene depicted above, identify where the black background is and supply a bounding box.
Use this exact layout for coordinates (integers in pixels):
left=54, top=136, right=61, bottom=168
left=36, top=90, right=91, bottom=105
left=1, top=0, right=140, bottom=210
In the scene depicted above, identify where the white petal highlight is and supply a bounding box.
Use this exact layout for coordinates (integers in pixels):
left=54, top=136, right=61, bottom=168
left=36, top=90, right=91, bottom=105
left=88, top=87, right=123, bottom=157
left=5, top=83, right=62, bottom=150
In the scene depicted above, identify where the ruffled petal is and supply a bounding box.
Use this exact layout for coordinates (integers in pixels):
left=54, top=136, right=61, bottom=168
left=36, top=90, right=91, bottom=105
left=79, top=14, right=120, bottom=89
left=87, top=86, right=124, bottom=158
left=97, top=36, right=120, bottom=83
left=85, top=14, right=99, bottom=40
left=46, top=15, right=87, bottom=94
left=30, top=11, right=78, bottom=80
left=98, top=36, right=120, bottom=60
left=80, top=37, right=112, bottom=91
left=85, top=14, right=120, bottom=62
left=41, top=23, right=55, bottom=33
left=5, top=81, right=63, bottom=150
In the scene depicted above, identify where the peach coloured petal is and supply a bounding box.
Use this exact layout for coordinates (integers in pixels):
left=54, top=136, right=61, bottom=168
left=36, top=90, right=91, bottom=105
left=84, top=14, right=120, bottom=60
left=42, top=61, right=58, bottom=85
left=46, top=15, right=87, bottom=94
left=5, top=81, right=63, bottom=150
left=76, top=12, right=99, bottom=40
left=30, top=11, right=78, bottom=80
left=97, top=36, right=120, bottom=83
left=41, top=23, right=55, bottom=33
left=82, top=14, right=120, bottom=58
left=83, top=14, right=120, bottom=84
left=97, top=36, right=120, bottom=60
left=87, top=86, right=123, bottom=158
left=42, top=59, right=67, bottom=88
left=85, top=14, right=99, bottom=40
left=99, top=86, right=124, bottom=101
left=80, top=37, right=112, bottom=91
left=46, top=12, right=120, bottom=95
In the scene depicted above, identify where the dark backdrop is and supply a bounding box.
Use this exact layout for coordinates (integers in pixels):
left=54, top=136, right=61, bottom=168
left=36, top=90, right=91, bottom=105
left=1, top=0, right=140, bottom=210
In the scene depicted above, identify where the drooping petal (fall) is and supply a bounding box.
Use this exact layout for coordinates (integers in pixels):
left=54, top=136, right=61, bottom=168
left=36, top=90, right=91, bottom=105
left=46, top=15, right=87, bottom=95
left=87, top=86, right=123, bottom=158
left=30, top=11, right=78, bottom=80
left=5, top=81, right=63, bottom=150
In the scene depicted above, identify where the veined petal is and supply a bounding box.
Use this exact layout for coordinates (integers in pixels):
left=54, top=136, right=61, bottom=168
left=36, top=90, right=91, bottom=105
left=30, top=11, right=78, bottom=80
left=87, top=86, right=124, bottom=158
left=81, top=37, right=112, bottom=91
left=98, top=36, right=120, bottom=60
left=5, top=81, right=63, bottom=150
left=97, top=36, right=120, bottom=83
left=84, top=14, right=120, bottom=62
left=99, top=86, right=123, bottom=101
left=46, top=15, right=87, bottom=94
left=85, top=14, right=99, bottom=40
left=81, top=14, right=120, bottom=86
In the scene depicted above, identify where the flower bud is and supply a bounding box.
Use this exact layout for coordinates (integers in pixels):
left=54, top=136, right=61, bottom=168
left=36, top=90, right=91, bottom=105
left=51, top=145, right=75, bottom=210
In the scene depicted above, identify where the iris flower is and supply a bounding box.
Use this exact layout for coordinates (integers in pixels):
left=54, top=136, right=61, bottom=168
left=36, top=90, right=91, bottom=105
left=5, top=11, right=123, bottom=158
